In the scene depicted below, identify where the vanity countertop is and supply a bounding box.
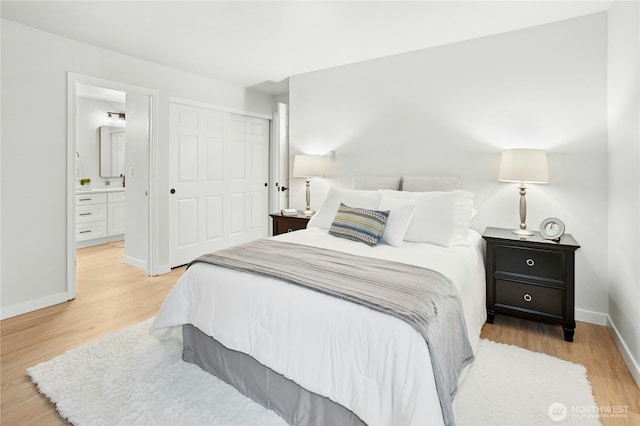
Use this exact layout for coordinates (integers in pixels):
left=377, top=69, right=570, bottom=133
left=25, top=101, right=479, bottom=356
left=75, top=187, right=125, bottom=194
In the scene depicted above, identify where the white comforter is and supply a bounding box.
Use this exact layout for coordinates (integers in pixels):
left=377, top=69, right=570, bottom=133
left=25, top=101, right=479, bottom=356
left=150, top=228, right=486, bottom=426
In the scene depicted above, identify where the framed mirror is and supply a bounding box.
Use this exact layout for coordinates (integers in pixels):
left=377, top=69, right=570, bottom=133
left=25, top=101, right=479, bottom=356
left=99, top=126, right=126, bottom=178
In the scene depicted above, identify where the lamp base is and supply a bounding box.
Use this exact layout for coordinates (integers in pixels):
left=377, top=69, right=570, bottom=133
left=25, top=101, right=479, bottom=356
left=301, top=209, right=315, bottom=216
left=512, top=228, right=535, bottom=236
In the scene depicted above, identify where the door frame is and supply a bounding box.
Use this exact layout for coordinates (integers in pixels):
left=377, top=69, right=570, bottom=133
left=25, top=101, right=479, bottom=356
left=67, top=73, right=159, bottom=299
left=270, top=102, right=289, bottom=217
left=169, top=97, right=273, bottom=120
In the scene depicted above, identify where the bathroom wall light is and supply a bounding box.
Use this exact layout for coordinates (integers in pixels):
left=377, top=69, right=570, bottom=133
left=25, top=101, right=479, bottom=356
left=107, top=112, right=126, bottom=124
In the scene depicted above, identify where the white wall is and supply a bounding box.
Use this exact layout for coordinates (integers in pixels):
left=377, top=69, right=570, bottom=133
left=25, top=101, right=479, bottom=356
left=0, top=20, right=275, bottom=318
left=76, top=97, right=126, bottom=187
left=289, top=13, right=608, bottom=323
left=607, top=0, right=640, bottom=384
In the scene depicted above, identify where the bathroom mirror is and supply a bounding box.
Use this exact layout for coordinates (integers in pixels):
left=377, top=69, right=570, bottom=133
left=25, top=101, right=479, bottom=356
left=99, top=126, right=126, bottom=178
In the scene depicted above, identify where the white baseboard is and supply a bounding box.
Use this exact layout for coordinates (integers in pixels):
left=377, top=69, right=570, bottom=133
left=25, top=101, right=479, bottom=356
left=0, top=291, right=73, bottom=320
left=124, top=259, right=171, bottom=276
left=76, top=235, right=124, bottom=249
left=124, top=255, right=147, bottom=270
left=607, top=315, right=640, bottom=388
left=575, top=308, right=608, bottom=326
left=157, top=264, right=171, bottom=275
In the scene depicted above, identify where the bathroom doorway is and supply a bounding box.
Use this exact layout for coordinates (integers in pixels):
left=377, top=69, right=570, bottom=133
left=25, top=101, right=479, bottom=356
left=67, top=73, right=159, bottom=300
left=74, top=84, right=127, bottom=251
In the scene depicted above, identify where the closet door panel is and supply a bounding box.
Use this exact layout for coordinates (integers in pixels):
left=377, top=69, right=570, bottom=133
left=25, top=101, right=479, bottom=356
left=169, top=103, right=269, bottom=267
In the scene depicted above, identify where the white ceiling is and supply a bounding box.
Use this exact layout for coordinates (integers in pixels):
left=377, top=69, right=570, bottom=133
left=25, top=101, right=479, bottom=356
left=1, top=1, right=612, bottom=95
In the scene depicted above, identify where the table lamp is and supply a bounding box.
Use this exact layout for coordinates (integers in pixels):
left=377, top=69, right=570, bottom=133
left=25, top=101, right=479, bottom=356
left=292, top=154, right=324, bottom=215
left=498, top=148, right=549, bottom=236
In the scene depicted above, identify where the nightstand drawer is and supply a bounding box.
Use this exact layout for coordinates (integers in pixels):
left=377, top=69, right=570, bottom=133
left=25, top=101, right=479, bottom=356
left=275, top=218, right=307, bottom=234
left=495, top=279, right=564, bottom=318
left=270, top=213, right=310, bottom=236
left=494, top=245, right=565, bottom=283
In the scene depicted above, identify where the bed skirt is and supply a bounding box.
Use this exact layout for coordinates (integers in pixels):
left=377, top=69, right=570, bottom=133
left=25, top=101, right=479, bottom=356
left=182, top=324, right=366, bottom=426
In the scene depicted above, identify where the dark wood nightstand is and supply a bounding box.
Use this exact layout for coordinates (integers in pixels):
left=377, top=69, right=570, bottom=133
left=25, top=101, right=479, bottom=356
left=483, top=227, right=580, bottom=342
left=270, top=213, right=310, bottom=236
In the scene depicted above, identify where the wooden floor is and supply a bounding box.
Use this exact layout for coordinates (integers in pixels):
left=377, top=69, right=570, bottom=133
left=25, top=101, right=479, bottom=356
left=1, top=243, right=639, bottom=425
left=0, top=243, right=187, bottom=425
left=482, top=318, right=640, bottom=425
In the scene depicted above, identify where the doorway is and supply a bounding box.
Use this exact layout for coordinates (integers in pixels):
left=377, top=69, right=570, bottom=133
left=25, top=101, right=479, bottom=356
left=67, top=73, right=159, bottom=300
left=74, top=84, right=127, bottom=250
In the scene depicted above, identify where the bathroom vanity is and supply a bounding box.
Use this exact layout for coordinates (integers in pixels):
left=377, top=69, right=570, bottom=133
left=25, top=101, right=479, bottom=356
left=76, top=187, right=125, bottom=248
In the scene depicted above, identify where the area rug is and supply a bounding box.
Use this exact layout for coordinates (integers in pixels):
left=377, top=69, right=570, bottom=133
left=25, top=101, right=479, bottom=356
left=28, top=319, right=601, bottom=426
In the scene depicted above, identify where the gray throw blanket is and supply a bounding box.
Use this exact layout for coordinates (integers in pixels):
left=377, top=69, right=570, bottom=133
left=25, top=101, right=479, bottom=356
left=190, top=239, right=474, bottom=426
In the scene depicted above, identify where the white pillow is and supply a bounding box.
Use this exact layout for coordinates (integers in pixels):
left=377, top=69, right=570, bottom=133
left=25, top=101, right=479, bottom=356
left=380, top=189, right=474, bottom=247
left=308, top=187, right=382, bottom=230
left=352, top=176, right=401, bottom=190
left=401, top=176, right=462, bottom=192
left=378, top=196, right=417, bottom=247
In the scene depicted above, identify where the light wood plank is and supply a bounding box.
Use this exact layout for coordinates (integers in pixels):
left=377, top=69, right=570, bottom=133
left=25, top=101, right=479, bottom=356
left=1, top=243, right=185, bottom=425
left=1, top=242, right=638, bottom=425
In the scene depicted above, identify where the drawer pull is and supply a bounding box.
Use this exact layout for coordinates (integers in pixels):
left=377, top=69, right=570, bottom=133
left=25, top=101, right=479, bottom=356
left=523, top=293, right=532, bottom=302
left=79, top=213, right=92, bottom=216
left=525, top=258, right=535, bottom=267
left=79, top=230, right=92, bottom=234
left=79, top=198, right=92, bottom=201
left=287, top=228, right=293, bottom=232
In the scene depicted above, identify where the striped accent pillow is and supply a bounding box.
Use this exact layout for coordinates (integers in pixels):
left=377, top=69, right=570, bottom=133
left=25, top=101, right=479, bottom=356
left=329, top=203, right=390, bottom=246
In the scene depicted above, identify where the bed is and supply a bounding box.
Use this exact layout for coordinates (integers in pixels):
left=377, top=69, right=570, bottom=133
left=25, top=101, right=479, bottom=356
left=151, top=183, right=486, bottom=426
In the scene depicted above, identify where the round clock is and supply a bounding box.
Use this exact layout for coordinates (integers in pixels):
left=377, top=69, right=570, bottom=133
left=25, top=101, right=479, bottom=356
left=539, top=217, right=565, bottom=240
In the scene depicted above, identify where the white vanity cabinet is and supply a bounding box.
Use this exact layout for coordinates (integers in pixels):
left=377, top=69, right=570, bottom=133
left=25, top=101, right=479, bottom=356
left=76, top=189, right=126, bottom=247
left=76, top=193, right=108, bottom=241
left=107, top=192, right=126, bottom=236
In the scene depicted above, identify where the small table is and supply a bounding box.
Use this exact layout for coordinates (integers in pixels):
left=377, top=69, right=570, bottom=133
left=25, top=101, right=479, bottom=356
left=482, top=227, right=580, bottom=342
left=270, top=213, right=310, bottom=236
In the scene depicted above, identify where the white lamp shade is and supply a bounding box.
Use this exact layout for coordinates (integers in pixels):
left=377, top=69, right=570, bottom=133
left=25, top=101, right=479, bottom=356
left=498, top=149, right=549, bottom=184
left=292, top=154, right=324, bottom=178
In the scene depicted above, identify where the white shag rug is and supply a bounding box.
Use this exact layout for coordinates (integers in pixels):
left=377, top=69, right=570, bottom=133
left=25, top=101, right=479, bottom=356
left=28, top=319, right=601, bottom=426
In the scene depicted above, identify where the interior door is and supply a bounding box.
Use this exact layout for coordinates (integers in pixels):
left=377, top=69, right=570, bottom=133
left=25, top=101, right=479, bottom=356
left=169, top=102, right=270, bottom=268
left=123, top=92, right=150, bottom=271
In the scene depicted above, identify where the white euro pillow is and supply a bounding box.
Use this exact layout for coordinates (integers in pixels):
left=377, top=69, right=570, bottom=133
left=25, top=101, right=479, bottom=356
left=378, top=196, right=417, bottom=247
left=352, top=176, right=402, bottom=190
left=379, top=189, right=474, bottom=247
left=401, top=176, right=462, bottom=192
left=308, top=187, right=382, bottom=230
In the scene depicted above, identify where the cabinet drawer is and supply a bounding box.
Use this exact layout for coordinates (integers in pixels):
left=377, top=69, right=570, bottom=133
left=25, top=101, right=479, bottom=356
left=494, top=245, right=565, bottom=283
left=76, top=193, right=107, bottom=206
left=76, top=204, right=107, bottom=223
left=108, top=191, right=126, bottom=203
left=273, top=218, right=308, bottom=234
left=76, top=221, right=107, bottom=241
left=495, top=279, right=564, bottom=318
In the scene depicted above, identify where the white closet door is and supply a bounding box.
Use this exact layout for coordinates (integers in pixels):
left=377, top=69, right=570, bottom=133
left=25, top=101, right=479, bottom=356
left=169, top=103, right=269, bottom=268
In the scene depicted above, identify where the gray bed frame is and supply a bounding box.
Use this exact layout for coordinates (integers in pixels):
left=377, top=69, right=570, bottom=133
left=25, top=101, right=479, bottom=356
left=183, top=324, right=366, bottom=426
